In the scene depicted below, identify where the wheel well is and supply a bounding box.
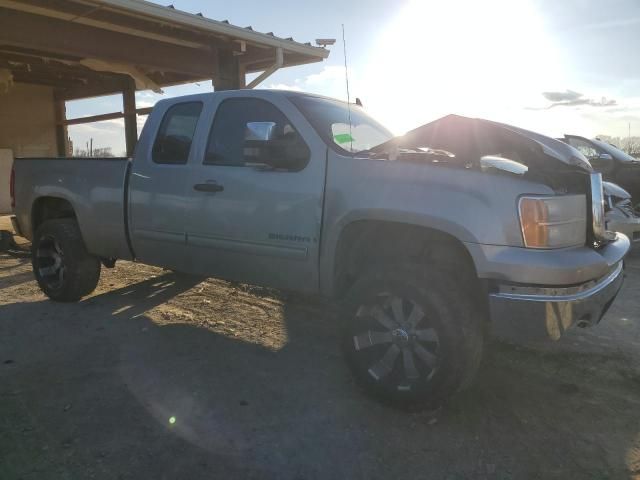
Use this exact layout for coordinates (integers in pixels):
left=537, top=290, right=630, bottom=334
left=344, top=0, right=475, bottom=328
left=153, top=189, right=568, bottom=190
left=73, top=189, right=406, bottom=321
left=333, top=220, right=484, bottom=300
left=32, top=197, right=77, bottom=232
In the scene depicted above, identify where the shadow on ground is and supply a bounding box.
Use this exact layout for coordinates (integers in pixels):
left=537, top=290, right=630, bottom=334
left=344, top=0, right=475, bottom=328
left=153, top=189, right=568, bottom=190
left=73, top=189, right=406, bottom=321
left=1, top=270, right=639, bottom=479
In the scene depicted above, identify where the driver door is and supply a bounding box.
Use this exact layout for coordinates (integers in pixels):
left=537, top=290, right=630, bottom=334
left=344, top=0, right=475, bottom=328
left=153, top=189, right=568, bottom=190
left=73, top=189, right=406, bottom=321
left=184, top=94, right=327, bottom=293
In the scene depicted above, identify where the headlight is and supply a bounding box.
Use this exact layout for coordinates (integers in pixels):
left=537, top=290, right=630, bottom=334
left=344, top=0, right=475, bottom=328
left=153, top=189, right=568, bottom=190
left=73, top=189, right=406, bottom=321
left=518, top=195, right=586, bottom=248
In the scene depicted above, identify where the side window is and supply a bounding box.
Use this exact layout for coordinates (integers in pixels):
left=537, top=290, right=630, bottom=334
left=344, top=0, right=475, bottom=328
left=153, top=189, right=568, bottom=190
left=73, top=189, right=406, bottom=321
left=567, top=138, right=598, bottom=160
left=204, top=98, right=309, bottom=169
left=152, top=102, right=203, bottom=164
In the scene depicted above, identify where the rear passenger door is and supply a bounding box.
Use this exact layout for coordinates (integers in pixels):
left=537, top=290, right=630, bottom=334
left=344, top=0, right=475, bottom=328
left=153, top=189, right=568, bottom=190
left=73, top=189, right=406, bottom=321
left=128, top=100, right=204, bottom=271
left=184, top=94, right=327, bottom=293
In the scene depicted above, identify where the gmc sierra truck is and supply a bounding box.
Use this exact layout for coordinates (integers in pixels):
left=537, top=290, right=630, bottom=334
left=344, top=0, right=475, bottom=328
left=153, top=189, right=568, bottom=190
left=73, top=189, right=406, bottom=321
left=10, top=90, right=629, bottom=409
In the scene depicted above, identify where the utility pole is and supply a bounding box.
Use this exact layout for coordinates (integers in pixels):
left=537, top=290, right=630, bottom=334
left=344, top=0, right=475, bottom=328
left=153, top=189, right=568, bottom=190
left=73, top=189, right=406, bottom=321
left=629, top=122, right=631, bottom=154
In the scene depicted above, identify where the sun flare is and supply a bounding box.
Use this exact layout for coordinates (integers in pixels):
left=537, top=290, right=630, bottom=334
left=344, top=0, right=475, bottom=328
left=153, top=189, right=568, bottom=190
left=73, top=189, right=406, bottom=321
left=360, top=0, right=567, bottom=134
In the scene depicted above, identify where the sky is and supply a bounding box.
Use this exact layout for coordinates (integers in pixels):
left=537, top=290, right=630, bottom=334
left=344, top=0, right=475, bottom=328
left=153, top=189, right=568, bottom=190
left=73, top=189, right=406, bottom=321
left=67, top=0, right=640, bottom=156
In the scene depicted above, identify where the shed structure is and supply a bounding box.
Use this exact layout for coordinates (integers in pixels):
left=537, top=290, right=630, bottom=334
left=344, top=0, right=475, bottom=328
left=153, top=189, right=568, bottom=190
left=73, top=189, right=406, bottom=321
left=0, top=0, right=330, bottom=160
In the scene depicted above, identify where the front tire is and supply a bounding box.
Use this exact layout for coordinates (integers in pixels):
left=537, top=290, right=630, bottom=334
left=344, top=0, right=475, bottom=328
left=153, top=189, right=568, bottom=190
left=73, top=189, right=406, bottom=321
left=32, top=219, right=101, bottom=302
left=342, top=265, right=484, bottom=410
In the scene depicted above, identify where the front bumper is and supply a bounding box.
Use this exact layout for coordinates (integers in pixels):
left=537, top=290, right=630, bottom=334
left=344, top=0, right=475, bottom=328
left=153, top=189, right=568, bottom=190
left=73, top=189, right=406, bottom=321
left=465, top=233, right=629, bottom=286
left=489, top=260, right=625, bottom=341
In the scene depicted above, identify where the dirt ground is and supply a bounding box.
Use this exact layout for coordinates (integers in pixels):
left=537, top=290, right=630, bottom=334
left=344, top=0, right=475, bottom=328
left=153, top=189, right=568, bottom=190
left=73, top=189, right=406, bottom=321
left=1, top=217, right=640, bottom=480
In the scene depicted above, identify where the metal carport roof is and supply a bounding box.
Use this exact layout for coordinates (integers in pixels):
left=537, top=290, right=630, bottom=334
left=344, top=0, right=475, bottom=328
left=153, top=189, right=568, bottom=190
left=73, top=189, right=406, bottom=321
left=0, top=0, right=331, bottom=155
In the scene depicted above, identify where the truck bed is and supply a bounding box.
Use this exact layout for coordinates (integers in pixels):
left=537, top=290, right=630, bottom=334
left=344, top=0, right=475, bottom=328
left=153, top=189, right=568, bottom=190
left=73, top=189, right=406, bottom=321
left=12, top=157, right=133, bottom=260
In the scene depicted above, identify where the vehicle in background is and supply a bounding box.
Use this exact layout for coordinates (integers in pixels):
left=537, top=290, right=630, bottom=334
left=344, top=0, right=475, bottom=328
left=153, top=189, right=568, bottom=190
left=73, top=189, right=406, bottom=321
left=604, top=181, right=640, bottom=245
left=10, top=93, right=630, bottom=410
left=560, top=135, right=640, bottom=201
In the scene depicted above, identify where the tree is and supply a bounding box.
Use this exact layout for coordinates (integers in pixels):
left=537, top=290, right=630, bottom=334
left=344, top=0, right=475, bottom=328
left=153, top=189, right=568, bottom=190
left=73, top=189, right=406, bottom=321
left=595, top=135, right=621, bottom=148
left=73, top=146, right=115, bottom=157
left=621, top=137, right=640, bottom=158
left=595, top=135, right=640, bottom=158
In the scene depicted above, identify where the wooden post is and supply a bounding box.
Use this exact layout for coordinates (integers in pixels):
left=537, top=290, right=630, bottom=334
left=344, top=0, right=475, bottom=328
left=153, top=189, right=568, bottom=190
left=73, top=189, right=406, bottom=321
left=238, top=64, right=247, bottom=89
left=123, top=79, right=137, bottom=157
left=53, top=94, right=68, bottom=157
left=213, top=47, right=241, bottom=91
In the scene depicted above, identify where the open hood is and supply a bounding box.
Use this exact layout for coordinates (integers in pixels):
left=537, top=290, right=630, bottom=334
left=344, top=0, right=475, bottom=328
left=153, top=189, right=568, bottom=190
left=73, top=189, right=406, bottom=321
left=376, top=114, right=593, bottom=173
left=603, top=181, right=631, bottom=200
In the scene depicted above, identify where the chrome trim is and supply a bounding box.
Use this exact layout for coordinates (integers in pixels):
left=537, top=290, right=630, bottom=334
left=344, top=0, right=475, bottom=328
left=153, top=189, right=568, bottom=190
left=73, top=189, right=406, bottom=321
left=188, top=233, right=308, bottom=260
left=490, top=261, right=623, bottom=302
left=590, top=172, right=615, bottom=241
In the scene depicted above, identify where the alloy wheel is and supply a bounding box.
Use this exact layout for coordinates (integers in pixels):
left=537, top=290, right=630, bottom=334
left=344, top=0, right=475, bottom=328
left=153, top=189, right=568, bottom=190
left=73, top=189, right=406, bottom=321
left=35, top=235, right=66, bottom=290
left=351, top=293, right=440, bottom=391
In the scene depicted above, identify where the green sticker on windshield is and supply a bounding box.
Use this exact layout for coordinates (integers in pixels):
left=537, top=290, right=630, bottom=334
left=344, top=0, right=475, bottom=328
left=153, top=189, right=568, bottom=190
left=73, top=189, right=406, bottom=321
left=333, top=133, right=354, bottom=144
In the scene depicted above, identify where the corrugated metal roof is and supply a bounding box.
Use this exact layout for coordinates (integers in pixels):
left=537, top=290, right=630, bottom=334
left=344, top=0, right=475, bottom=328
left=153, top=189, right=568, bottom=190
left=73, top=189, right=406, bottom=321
left=92, top=0, right=330, bottom=59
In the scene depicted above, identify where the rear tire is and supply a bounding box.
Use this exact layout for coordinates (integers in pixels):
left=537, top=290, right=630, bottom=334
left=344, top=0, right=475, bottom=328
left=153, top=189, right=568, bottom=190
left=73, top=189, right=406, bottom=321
left=341, top=265, right=484, bottom=410
left=32, top=219, right=101, bottom=302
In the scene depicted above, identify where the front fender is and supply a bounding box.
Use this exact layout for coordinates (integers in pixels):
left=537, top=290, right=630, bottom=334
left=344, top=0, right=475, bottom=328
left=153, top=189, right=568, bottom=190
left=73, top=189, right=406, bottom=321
left=318, top=153, right=555, bottom=296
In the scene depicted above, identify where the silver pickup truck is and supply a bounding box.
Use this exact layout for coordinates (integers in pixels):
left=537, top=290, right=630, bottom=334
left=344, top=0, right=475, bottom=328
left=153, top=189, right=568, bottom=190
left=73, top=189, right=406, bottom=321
left=10, top=90, right=629, bottom=409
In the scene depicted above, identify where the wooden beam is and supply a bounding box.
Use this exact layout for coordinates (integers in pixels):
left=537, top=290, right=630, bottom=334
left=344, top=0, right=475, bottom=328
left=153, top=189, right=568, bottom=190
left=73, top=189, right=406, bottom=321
left=241, top=51, right=324, bottom=74
left=136, top=107, right=153, bottom=116
left=213, top=47, right=240, bottom=91
left=12, top=73, right=84, bottom=89
left=55, top=78, right=132, bottom=101
left=53, top=95, right=68, bottom=157
left=0, top=52, right=124, bottom=80
left=63, top=107, right=152, bottom=126
left=0, top=7, right=216, bottom=77
left=64, top=111, right=124, bottom=126
left=123, top=79, right=137, bottom=157
left=55, top=73, right=198, bottom=101
left=3, top=61, right=131, bottom=92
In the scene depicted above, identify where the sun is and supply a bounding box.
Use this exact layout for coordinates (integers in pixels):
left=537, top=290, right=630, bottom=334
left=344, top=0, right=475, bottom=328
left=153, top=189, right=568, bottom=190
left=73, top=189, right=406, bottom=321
left=359, top=0, right=567, bottom=135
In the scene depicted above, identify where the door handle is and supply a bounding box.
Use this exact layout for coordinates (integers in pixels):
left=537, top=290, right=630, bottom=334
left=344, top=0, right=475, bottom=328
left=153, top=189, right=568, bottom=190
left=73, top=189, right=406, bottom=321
left=193, top=182, right=224, bottom=193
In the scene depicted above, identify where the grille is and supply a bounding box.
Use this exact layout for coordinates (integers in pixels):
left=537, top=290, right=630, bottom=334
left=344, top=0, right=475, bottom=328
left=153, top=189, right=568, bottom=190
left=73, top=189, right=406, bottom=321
left=590, top=173, right=608, bottom=241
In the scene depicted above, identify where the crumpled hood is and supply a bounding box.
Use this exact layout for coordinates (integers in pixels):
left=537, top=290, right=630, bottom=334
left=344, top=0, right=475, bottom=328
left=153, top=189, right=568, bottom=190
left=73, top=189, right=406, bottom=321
left=386, top=114, right=593, bottom=173
left=603, top=181, right=631, bottom=200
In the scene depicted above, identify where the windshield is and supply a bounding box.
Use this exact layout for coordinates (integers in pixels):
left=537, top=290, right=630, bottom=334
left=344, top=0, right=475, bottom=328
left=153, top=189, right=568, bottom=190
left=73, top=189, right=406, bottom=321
left=289, top=94, right=393, bottom=154
left=591, top=138, right=638, bottom=162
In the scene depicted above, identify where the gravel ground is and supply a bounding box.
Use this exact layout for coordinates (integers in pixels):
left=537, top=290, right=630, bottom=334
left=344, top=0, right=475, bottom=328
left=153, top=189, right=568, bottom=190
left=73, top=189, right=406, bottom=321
left=1, top=217, right=639, bottom=479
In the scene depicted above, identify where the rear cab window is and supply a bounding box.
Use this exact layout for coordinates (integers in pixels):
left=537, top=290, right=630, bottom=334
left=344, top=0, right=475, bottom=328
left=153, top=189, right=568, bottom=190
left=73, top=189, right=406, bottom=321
left=152, top=102, right=203, bottom=164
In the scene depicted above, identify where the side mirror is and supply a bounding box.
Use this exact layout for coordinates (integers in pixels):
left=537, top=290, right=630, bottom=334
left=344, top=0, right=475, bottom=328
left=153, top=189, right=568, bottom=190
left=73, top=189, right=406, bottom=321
left=480, top=155, right=528, bottom=175
left=598, top=153, right=613, bottom=161
left=245, top=122, right=276, bottom=141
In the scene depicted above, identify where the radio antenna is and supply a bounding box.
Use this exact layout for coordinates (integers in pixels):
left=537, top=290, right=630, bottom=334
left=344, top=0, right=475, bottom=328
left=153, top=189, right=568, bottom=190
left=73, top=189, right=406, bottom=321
left=341, top=24, right=353, bottom=152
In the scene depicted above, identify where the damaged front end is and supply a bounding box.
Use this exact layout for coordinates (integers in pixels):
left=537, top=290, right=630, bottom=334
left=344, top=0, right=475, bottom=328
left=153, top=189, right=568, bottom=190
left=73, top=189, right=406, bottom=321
left=372, top=114, right=615, bottom=247
left=362, top=114, right=630, bottom=341
left=370, top=114, right=592, bottom=173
